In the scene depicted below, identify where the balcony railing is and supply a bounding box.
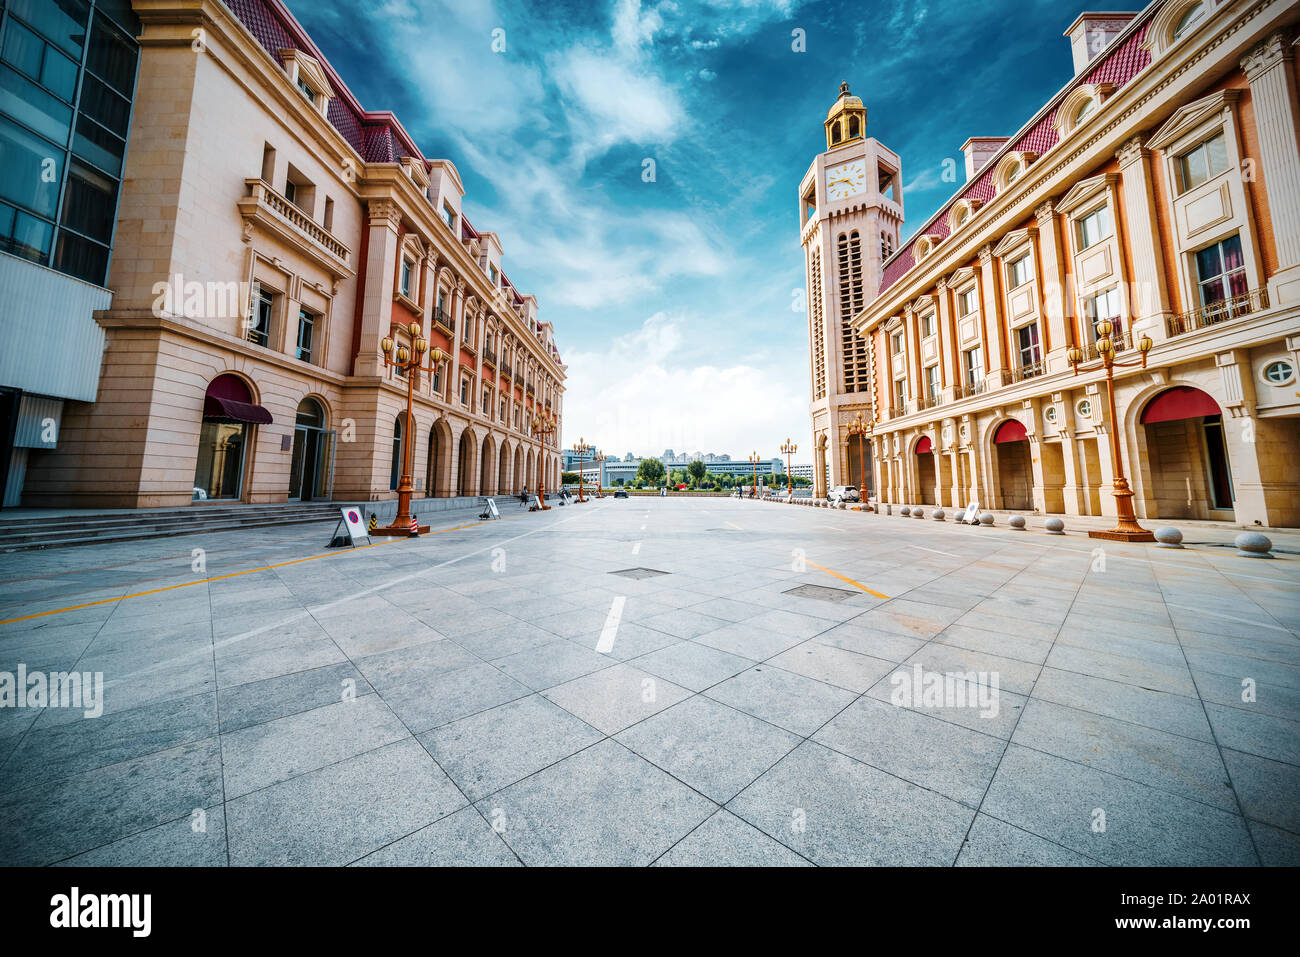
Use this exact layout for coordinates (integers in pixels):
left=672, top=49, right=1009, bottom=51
left=483, top=347, right=497, bottom=367
left=1080, top=329, right=1132, bottom=361
left=1002, top=361, right=1044, bottom=386
left=1166, top=288, right=1269, bottom=338
left=889, top=400, right=909, bottom=418
left=916, top=392, right=943, bottom=412
left=432, top=306, right=454, bottom=336
left=238, top=179, right=353, bottom=277
left=952, top=380, right=986, bottom=401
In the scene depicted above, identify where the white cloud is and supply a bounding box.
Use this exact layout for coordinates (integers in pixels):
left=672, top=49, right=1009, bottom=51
left=551, top=47, right=684, bottom=147
left=561, top=313, right=808, bottom=457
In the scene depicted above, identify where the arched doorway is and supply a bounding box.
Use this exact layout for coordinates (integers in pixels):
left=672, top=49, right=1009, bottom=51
left=915, top=436, right=936, bottom=505
left=458, top=429, right=477, bottom=496
left=194, top=374, right=271, bottom=501
left=1140, top=386, right=1233, bottom=520
left=498, top=443, right=509, bottom=496
left=993, top=419, right=1033, bottom=510
left=513, top=445, right=524, bottom=493
left=847, top=433, right=871, bottom=494
left=288, top=398, right=333, bottom=501
left=425, top=425, right=441, bottom=497
left=389, top=414, right=404, bottom=491
left=479, top=436, right=495, bottom=496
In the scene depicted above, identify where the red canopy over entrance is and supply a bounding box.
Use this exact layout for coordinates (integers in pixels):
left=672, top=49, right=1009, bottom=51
left=1140, top=386, right=1220, bottom=424
left=203, top=374, right=272, bottom=425
left=993, top=419, right=1027, bottom=444
left=915, top=436, right=933, bottom=454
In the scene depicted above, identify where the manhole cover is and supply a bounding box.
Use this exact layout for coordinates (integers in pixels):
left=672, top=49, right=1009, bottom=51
left=610, top=567, right=671, bottom=580
left=784, top=583, right=857, bottom=602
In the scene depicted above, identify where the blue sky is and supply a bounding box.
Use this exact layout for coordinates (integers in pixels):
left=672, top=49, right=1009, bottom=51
left=290, top=0, right=1146, bottom=461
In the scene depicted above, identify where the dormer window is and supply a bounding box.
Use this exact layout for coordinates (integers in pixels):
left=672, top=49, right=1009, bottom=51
left=441, top=203, right=456, bottom=231
left=994, top=151, right=1036, bottom=194
left=296, top=75, right=316, bottom=103
left=489, top=263, right=498, bottom=285
left=279, top=49, right=335, bottom=116
left=1173, top=3, right=1205, bottom=40
left=1005, top=162, right=1022, bottom=185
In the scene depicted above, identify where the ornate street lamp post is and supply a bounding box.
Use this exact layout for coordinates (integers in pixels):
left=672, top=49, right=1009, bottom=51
left=592, top=449, right=606, bottom=498
left=848, top=412, right=870, bottom=511
left=1068, top=322, right=1155, bottom=542
left=530, top=411, right=557, bottom=511
left=377, top=324, right=443, bottom=537
left=780, top=438, right=797, bottom=496
left=573, top=438, right=594, bottom=503
left=748, top=451, right=760, bottom=499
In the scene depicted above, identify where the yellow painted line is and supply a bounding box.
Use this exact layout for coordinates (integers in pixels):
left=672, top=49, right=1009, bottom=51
left=804, top=558, right=891, bottom=600
left=0, top=518, right=495, bottom=626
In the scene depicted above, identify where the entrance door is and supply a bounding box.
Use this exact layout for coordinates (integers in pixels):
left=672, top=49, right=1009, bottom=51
left=288, top=399, right=331, bottom=501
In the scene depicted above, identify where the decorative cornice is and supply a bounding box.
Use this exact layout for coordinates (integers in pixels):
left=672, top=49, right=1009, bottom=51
left=1239, top=30, right=1289, bottom=80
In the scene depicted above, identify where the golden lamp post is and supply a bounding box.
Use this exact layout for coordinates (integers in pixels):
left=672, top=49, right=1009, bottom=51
left=748, top=451, right=761, bottom=499
left=573, top=438, right=594, bottom=503
left=377, top=324, right=443, bottom=536
left=591, top=449, right=606, bottom=498
left=530, top=412, right=557, bottom=510
left=848, top=412, right=870, bottom=510
left=1068, top=321, right=1155, bottom=542
left=780, top=438, right=797, bottom=495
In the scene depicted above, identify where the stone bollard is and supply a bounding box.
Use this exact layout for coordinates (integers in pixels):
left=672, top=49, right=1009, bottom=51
left=978, top=512, right=994, bottom=526
left=1235, top=531, right=1273, bottom=558
left=900, top=506, right=911, bottom=517
left=1044, top=517, right=1065, bottom=535
left=953, top=509, right=965, bottom=523
left=885, top=503, right=892, bottom=516
left=932, top=508, right=945, bottom=521
left=1154, top=527, right=1183, bottom=549
left=1009, top=515, right=1026, bottom=530
left=914, top=508, right=925, bottom=519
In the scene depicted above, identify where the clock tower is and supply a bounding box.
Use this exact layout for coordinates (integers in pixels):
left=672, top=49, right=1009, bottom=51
left=798, top=82, right=903, bottom=499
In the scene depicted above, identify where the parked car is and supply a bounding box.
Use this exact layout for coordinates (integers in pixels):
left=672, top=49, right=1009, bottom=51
left=828, top=485, right=860, bottom=504
left=613, top=489, right=629, bottom=499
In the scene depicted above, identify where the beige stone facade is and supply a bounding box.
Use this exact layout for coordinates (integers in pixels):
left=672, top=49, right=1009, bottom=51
left=24, top=0, right=565, bottom=508
left=855, top=0, right=1300, bottom=529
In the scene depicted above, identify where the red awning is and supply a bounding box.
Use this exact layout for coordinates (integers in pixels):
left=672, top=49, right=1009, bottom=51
left=203, top=374, right=272, bottom=424
left=994, top=419, right=1027, bottom=444
left=915, top=436, right=933, bottom=454
left=1140, top=386, right=1220, bottom=424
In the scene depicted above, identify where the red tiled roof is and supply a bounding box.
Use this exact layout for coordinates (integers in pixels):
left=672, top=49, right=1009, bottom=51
left=879, top=15, right=1154, bottom=293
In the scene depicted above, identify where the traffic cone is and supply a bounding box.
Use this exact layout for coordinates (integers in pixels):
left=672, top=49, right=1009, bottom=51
left=409, top=515, right=419, bottom=537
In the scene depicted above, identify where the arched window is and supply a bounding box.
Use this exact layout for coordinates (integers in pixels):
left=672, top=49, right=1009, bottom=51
left=848, top=116, right=859, bottom=138
left=831, top=121, right=842, bottom=144
left=1005, top=161, right=1021, bottom=185
left=1074, top=98, right=1096, bottom=124
left=1173, top=3, right=1205, bottom=40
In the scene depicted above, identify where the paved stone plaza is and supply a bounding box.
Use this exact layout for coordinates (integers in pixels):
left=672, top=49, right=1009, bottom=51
left=0, top=497, right=1297, bottom=866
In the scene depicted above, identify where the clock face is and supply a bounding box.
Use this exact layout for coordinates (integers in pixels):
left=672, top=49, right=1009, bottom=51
left=825, top=159, right=867, bottom=200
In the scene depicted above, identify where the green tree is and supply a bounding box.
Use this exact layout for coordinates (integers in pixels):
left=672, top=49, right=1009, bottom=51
left=636, top=458, right=666, bottom=486
left=686, top=460, right=706, bottom=487
left=561, top=471, right=580, bottom=485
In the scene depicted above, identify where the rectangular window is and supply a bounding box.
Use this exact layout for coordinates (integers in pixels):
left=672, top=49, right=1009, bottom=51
left=920, top=313, right=935, bottom=339
left=481, top=387, right=490, bottom=414
left=1084, top=287, right=1122, bottom=340
left=489, top=263, right=498, bottom=285
left=1176, top=132, right=1229, bottom=194
left=248, top=287, right=273, bottom=347
left=894, top=378, right=906, bottom=414
left=296, top=74, right=315, bottom=102
left=295, top=308, right=314, bottom=362
left=1007, top=254, right=1031, bottom=289
left=891, top=332, right=904, bottom=355
left=1074, top=204, right=1112, bottom=251
left=499, top=398, right=506, bottom=421
left=1194, top=234, right=1247, bottom=306
left=963, top=347, right=983, bottom=389
left=925, top=365, right=939, bottom=401
left=261, top=143, right=276, bottom=183
left=441, top=203, right=456, bottom=231
left=459, top=378, right=469, bottom=405
left=431, top=363, right=441, bottom=395
left=399, top=258, right=413, bottom=297
left=958, top=287, right=978, bottom=317
left=323, top=196, right=334, bottom=231
left=1016, top=323, right=1041, bottom=369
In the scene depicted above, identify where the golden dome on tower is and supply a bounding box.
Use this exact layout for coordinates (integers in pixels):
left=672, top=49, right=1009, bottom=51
left=825, top=80, right=866, bottom=149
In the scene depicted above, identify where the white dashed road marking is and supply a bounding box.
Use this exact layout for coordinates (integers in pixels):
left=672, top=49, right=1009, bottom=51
left=596, top=596, right=626, bottom=654
left=632, top=542, right=641, bottom=555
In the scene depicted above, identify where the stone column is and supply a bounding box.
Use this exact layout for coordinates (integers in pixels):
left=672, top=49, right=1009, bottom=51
left=1035, top=201, right=1071, bottom=371
left=978, top=244, right=1007, bottom=386
left=355, top=200, right=401, bottom=377
left=1241, top=32, right=1300, bottom=302
left=903, top=305, right=920, bottom=411
left=1116, top=136, right=1173, bottom=340
left=936, top=279, right=956, bottom=399
left=449, top=280, right=465, bottom=406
